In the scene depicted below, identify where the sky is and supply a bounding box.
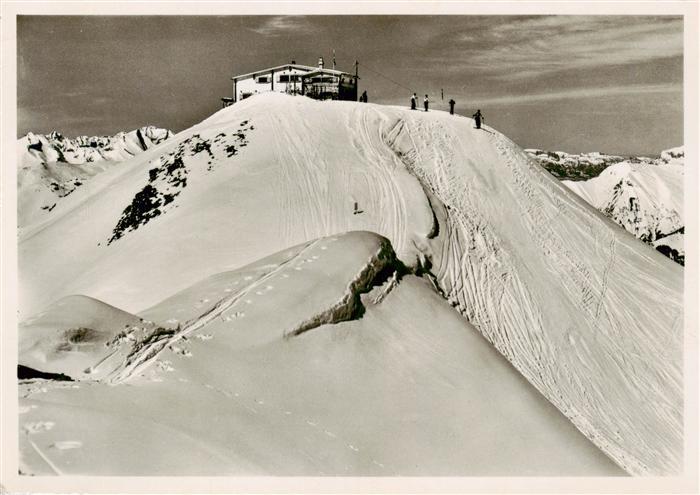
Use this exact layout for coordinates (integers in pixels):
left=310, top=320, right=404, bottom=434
left=17, top=15, right=683, bottom=155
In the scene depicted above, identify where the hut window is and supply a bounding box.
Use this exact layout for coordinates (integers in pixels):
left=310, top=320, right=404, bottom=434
left=311, top=76, right=335, bottom=83
left=279, top=74, right=300, bottom=82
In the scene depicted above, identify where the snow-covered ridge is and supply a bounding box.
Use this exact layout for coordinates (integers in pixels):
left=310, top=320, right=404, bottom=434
left=17, top=126, right=173, bottom=228
left=285, top=235, right=403, bottom=338
left=19, top=93, right=682, bottom=475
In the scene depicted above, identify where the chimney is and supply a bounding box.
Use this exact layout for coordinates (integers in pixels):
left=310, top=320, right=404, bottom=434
left=318, top=56, right=324, bottom=69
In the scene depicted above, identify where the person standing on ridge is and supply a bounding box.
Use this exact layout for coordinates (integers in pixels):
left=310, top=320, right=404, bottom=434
left=473, top=109, right=484, bottom=129
left=449, top=99, right=456, bottom=115
left=424, top=95, right=429, bottom=112
left=410, top=93, right=417, bottom=110
left=360, top=90, right=368, bottom=103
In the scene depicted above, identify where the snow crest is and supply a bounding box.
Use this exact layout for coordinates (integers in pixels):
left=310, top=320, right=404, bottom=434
left=285, top=236, right=403, bottom=337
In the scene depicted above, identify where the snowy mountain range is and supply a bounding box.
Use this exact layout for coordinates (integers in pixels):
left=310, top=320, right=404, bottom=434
left=17, top=127, right=173, bottom=228
left=17, top=94, right=682, bottom=476
left=527, top=147, right=685, bottom=265
left=525, top=148, right=632, bottom=180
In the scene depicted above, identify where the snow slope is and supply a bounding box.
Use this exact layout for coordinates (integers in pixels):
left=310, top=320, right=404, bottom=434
left=19, top=232, right=623, bottom=475
left=19, top=93, right=683, bottom=475
left=17, top=127, right=172, bottom=228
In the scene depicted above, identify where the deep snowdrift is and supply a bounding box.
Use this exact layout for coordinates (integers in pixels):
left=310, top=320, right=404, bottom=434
left=19, top=93, right=683, bottom=475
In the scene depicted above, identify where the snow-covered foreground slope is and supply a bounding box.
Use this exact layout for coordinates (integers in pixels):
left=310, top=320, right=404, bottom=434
left=563, top=150, right=684, bottom=264
left=17, top=127, right=172, bottom=228
left=19, top=93, right=683, bottom=475
left=19, top=232, right=623, bottom=475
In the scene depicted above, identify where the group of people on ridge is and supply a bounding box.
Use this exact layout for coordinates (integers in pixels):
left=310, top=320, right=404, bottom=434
left=359, top=90, right=484, bottom=129
left=410, top=93, right=431, bottom=112
left=410, top=93, right=484, bottom=129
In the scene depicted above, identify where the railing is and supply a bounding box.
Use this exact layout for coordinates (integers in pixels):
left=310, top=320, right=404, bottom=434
left=284, top=87, right=304, bottom=96
left=304, top=84, right=340, bottom=99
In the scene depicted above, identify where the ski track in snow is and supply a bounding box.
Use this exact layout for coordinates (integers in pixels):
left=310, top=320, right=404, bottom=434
left=350, top=107, right=408, bottom=256
left=271, top=106, right=409, bottom=257
left=274, top=115, right=328, bottom=243
left=27, top=438, right=64, bottom=475
left=504, top=138, right=681, bottom=475
left=21, top=418, right=66, bottom=475
left=381, top=113, right=681, bottom=475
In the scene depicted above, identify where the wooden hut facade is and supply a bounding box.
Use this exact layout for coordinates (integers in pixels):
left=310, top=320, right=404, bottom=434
left=223, top=58, right=358, bottom=106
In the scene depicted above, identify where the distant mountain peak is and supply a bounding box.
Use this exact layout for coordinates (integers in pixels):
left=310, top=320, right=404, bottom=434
left=528, top=146, right=685, bottom=265
left=17, top=126, right=174, bottom=228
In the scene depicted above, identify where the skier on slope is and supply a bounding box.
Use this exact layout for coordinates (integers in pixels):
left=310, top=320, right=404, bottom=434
left=360, top=90, right=368, bottom=103
left=449, top=99, right=456, bottom=115
left=424, top=95, right=430, bottom=112
left=473, top=109, right=484, bottom=129
left=410, top=93, right=417, bottom=110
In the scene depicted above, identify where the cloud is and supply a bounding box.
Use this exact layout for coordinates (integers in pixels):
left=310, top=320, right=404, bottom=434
left=453, top=16, right=683, bottom=79
left=468, top=82, right=681, bottom=106
left=249, top=16, right=312, bottom=36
